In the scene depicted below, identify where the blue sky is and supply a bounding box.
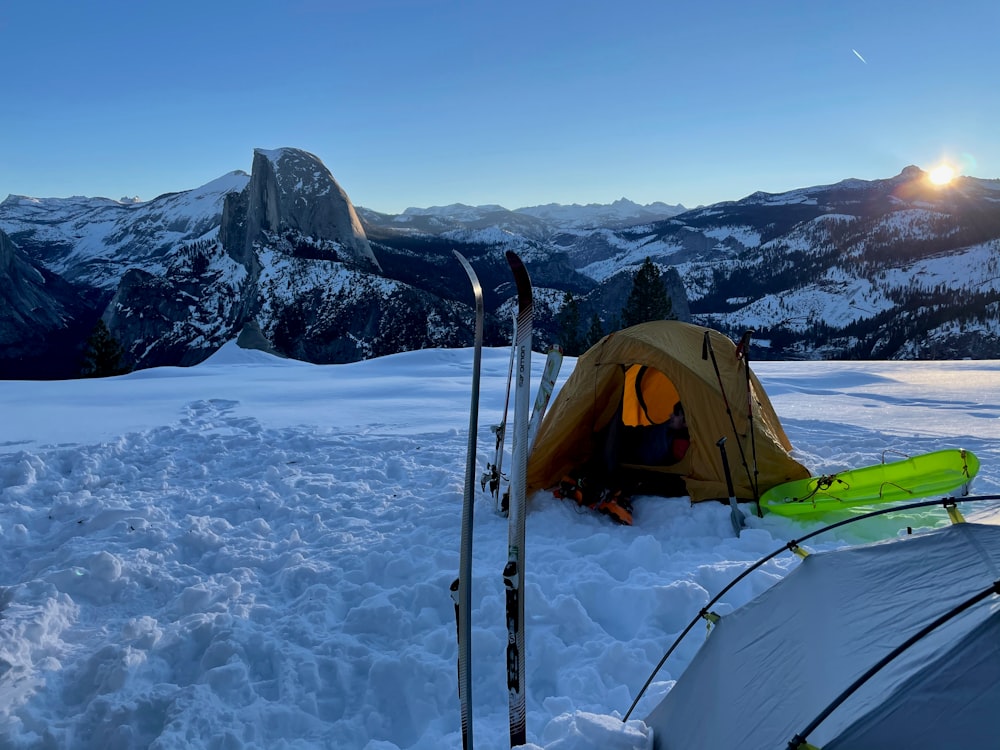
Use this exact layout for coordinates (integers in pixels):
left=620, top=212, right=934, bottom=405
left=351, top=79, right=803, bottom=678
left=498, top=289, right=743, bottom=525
left=2, top=0, right=997, bottom=213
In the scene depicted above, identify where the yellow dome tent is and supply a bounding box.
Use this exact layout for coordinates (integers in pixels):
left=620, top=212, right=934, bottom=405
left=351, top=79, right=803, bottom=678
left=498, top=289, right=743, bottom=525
left=527, top=321, right=809, bottom=503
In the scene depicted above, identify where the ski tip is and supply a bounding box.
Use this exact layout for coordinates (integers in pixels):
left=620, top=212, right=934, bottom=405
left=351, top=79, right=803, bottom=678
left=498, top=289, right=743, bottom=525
left=504, top=251, right=532, bottom=306
left=504, top=250, right=529, bottom=280
left=453, top=250, right=481, bottom=284
left=504, top=249, right=523, bottom=268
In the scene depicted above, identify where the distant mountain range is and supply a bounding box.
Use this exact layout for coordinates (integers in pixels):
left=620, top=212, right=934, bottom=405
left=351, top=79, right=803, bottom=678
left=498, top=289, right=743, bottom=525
left=1, top=148, right=998, bottom=378
left=358, top=197, right=689, bottom=236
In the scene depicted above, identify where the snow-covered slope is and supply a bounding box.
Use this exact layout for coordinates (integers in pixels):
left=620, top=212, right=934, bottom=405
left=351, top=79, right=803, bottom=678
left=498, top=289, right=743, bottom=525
left=0, top=171, right=249, bottom=289
left=0, top=346, right=997, bottom=748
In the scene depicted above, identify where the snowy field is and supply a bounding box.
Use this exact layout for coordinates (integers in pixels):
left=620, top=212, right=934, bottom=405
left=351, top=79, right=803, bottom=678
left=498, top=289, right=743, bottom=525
left=1, top=343, right=998, bottom=749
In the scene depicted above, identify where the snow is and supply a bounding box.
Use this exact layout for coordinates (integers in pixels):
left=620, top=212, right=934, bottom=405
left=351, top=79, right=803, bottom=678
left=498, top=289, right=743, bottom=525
left=255, top=148, right=296, bottom=164
left=576, top=231, right=671, bottom=282
left=704, top=234, right=1000, bottom=340
left=184, top=171, right=251, bottom=202
left=702, top=225, right=761, bottom=247
left=1, top=343, right=998, bottom=749
left=441, top=226, right=525, bottom=247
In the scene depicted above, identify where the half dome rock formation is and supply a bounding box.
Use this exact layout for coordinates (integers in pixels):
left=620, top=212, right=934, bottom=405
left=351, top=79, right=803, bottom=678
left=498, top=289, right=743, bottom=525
left=222, top=147, right=380, bottom=272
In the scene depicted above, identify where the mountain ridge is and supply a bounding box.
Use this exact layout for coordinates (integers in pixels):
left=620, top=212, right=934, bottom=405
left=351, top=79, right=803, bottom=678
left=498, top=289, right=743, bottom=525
left=1, top=150, right=998, bottom=378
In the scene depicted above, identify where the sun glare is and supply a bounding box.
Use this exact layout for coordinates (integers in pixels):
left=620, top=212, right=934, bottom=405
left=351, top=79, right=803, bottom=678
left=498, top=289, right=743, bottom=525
left=929, top=164, right=956, bottom=185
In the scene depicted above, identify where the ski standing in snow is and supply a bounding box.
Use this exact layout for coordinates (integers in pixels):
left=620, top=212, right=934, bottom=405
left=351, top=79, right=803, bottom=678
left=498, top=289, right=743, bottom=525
left=503, top=250, right=532, bottom=748
left=527, top=346, right=563, bottom=450
left=497, top=345, right=563, bottom=516
left=450, top=250, right=483, bottom=750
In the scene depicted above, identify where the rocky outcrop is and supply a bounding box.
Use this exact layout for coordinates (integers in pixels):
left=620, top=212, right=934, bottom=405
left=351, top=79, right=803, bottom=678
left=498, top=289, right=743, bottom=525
left=0, top=228, right=94, bottom=377
left=0, top=229, right=53, bottom=340
left=237, top=148, right=380, bottom=272
left=0, top=226, right=16, bottom=275
left=104, top=148, right=462, bottom=370
left=103, top=240, right=247, bottom=369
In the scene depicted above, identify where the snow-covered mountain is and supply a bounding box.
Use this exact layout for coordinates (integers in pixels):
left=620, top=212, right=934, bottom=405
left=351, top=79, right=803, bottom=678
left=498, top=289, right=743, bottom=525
left=0, top=148, right=475, bottom=375
left=0, top=227, right=94, bottom=377
left=363, top=167, right=1000, bottom=360
left=1, top=172, right=250, bottom=289
left=571, top=167, right=1000, bottom=358
left=358, top=198, right=687, bottom=240
left=1, top=151, right=998, bottom=378
left=515, top=197, right=689, bottom=229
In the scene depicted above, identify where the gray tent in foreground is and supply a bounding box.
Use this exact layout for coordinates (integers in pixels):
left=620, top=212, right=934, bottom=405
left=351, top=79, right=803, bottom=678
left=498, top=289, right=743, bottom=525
left=645, top=520, right=1000, bottom=749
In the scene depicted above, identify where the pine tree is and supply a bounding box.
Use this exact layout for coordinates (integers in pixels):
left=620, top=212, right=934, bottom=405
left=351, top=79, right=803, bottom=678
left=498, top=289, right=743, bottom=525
left=80, top=320, right=130, bottom=378
left=584, top=313, right=605, bottom=350
left=621, top=257, right=674, bottom=327
left=273, top=303, right=308, bottom=356
left=556, top=291, right=583, bottom=355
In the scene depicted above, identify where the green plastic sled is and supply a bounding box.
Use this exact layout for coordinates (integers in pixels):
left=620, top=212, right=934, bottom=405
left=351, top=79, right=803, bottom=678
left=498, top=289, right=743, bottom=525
left=760, top=448, right=980, bottom=517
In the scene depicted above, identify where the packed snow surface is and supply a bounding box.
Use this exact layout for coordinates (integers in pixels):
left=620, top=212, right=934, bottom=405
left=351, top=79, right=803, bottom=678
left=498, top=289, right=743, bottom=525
left=1, top=344, right=998, bottom=749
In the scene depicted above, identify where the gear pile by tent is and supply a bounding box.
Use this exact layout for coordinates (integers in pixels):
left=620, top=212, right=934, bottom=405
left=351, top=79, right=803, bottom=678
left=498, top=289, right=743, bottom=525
left=528, top=320, right=811, bottom=525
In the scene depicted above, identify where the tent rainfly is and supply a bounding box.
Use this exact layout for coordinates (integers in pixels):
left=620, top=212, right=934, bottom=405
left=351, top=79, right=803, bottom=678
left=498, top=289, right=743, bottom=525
left=643, top=520, right=1000, bottom=749
left=527, top=320, right=809, bottom=503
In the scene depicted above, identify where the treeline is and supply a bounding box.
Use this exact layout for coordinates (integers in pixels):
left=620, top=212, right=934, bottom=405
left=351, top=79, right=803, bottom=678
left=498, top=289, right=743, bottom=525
left=177, top=239, right=221, bottom=276
left=556, top=257, right=676, bottom=355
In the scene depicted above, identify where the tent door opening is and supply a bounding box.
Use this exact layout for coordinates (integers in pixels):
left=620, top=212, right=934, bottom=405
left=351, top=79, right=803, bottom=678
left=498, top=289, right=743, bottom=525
left=592, top=365, right=691, bottom=498
left=617, top=365, right=688, bottom=467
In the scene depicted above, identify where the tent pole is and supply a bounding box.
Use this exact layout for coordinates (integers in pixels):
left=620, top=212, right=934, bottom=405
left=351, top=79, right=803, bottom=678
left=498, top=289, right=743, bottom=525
left=737, top=330, right=762, bottom=516
left=622, top=492, right=1000, bottom=722
left=788, top=580, right=1000, bottom=749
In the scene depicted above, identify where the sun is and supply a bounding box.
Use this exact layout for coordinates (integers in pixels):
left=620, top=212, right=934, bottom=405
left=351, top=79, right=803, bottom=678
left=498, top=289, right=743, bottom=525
left=928, top=164, right=956, bottom=185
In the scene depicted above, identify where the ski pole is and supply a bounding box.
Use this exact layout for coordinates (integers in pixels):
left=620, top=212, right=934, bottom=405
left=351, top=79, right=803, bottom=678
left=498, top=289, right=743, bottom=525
left=737, top=330, right=762, bottom=516
left=702, top=331, right=757, bottom=501
left=717, top=436, right=746, bottom=536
